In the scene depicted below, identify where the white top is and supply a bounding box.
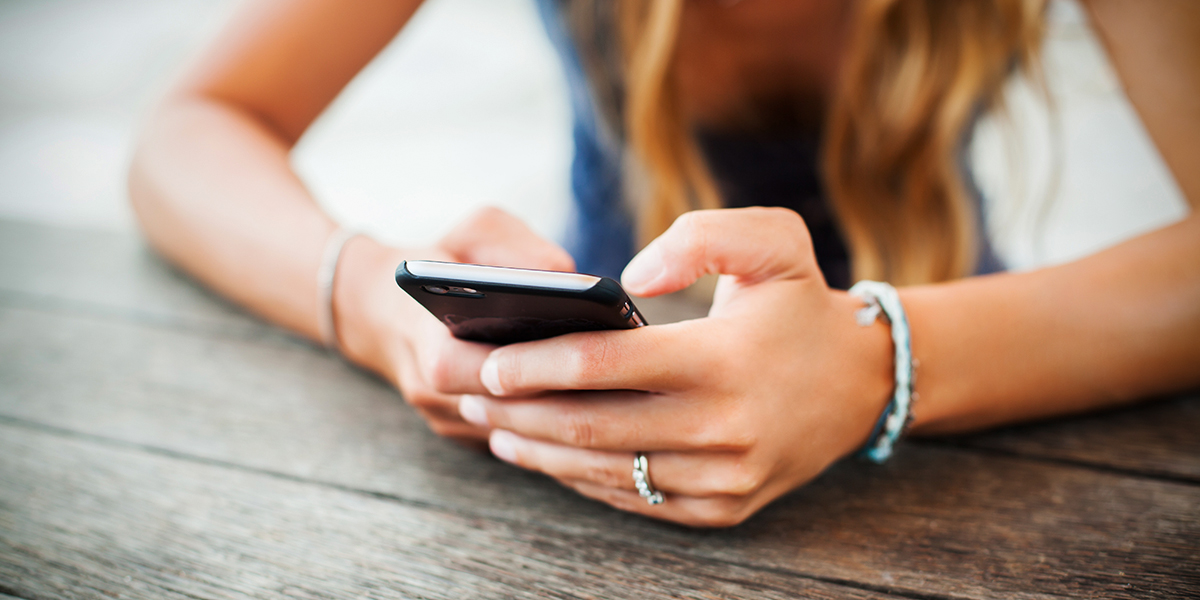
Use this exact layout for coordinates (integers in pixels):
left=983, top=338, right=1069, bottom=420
left=970, top=0, right=1190, bottom=271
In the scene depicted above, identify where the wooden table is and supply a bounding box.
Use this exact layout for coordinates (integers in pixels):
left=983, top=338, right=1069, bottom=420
left=1, top=219, right=1197, bottom=599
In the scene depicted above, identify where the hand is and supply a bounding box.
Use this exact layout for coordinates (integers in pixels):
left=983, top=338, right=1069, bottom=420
left=457, top=208, right=894, bottom=526
left=336, top=207, right=575, bottom=446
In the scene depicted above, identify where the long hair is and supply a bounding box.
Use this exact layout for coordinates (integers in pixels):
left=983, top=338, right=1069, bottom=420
left=607, top=0, right=1045, bottom=285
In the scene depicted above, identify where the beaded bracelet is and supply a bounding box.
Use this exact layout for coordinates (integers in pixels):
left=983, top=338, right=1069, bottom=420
left=848, top=280, right=916, bottom=463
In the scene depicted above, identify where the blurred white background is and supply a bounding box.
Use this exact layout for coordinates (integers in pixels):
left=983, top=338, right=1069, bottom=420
left=0, top=0, right=572, bottom=247
left=0, top=0, right=1187, bottom=270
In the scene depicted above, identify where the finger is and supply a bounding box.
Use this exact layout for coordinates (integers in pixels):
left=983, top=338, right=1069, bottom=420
left=438, top=206, right=575, bottom=272
left=620, top=207, right=820, bottom=297
left=415, top=401, right=470, bottom=424
left=415, top=318, right=496, bottom=395
left=487, top=430, right=764, bottom=497
left=399, top=352, right=491, bottom=429
left=562, top=480, right=756, bottom=528
left=460, top=392, right=745, bottom=452
left=479, top=321, right=716, bottom=397
left=416, top=408, right=491, bottom=441
left=414, top=401, right=492, bottom=435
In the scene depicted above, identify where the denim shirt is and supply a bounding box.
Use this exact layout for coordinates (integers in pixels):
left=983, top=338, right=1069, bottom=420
left=534, top=0, right=634, bottom=280
left=533, top=0, right=1003, bottom=285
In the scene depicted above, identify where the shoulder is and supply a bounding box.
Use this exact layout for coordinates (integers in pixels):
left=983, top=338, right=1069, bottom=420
left=970, top=0, right=1193, bottom=269
left=1077, top=0, right=1200, bottom=207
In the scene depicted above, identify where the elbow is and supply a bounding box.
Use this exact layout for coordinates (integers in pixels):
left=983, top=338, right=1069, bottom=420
left=124, top=93, right=205, bottom=262
left=126, top=130, right=153, bottom=235
left=126, top=105, right=174, bottom=256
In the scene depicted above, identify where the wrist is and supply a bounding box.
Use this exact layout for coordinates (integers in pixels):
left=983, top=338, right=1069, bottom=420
left=847, top=281, right=918, bottom=462
left=897, top=284, right=960, bottom=436
left=828, top=290, right=896, bottom=460
left=332, top=236, right=408, bottom=379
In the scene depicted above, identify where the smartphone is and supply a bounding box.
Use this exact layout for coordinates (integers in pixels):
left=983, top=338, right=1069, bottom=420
left=395, top=260, right=647, bottom=345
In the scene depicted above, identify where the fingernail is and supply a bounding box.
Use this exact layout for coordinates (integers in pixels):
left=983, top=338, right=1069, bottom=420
left=480, top=355, right=505, bottom=396
left=458, top=394, right=490, bottom=427
left=489, top=429, right=519, bottom=463
left=621, top=243, right=663, bottom=291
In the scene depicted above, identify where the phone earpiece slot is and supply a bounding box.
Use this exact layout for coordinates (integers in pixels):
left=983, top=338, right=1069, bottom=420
left=423, top=285, right=485, bottom=298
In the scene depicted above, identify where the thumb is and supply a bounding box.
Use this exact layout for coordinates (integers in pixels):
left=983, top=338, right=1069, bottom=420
left=620, top=207, right=820, bottom=297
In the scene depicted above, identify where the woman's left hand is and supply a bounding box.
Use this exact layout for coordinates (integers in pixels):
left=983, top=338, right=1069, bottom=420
left=458, top=208, right=896, bottom=527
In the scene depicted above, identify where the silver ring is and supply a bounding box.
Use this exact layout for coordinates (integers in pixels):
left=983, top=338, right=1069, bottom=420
left=633, top=452, right=665, bottom=505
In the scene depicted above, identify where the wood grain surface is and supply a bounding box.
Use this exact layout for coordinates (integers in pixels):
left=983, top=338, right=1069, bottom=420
left=935, top=394, right=1200, bottom=483
left=1, top=423, right=899, bottom=600
left=1, top=220, right=1198, bottom=599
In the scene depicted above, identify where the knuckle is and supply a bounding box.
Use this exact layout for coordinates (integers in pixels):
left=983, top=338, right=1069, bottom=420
left=718, top=467, right=762, bottom=497
left=770, top=207, right=813, bottom=255
left=722, top=404, right=758, bottom=449
left=694, top=408, right=756, bottom=451
left=765, top=205, right=802, bottom=225
left=424, top=346, right=458, bottom=393
left=673, top=212, right=710, bottom=264
left=686, top=340, right=727, bottom=386
left=582, top=461, right=626, bottom=489
left=725, top=430, right=758, bottom=452
left=689, top=420, right=724, bottom=448
left=563, top=335, right=611, bottom=387
left=557, top=413, right=598, bottom=448
left=493, top=350, right=521, bottom=393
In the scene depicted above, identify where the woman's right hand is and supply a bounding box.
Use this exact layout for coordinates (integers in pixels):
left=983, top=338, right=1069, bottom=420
left=334, top=207, right=576, bottom=447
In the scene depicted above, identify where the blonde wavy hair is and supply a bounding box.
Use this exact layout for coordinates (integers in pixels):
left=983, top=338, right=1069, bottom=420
left=609, top=0, right=1046, bottom=285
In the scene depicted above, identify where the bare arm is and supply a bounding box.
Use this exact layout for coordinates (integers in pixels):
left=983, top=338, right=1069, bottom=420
left=129, top=0, right=575, bottom=444
left=1083, top=0, right=1200, bottom=205
left=906, top=0, right=1200, bottom=433
left=129, top=0, right=423, bottom=348
left=906, top=215, right=1200, bottom=433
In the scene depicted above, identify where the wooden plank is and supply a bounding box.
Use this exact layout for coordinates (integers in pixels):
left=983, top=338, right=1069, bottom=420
left=0, top=422, right=895, bottom=600
left=937, top=394, right=1200, bottom=483
left=2, top=305, right=1197, bottom=599
left=0, top=219, right=281, bottom=341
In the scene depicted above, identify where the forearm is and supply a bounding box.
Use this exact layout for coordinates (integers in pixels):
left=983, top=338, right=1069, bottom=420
left=129, top=97, right=340, bottom=339
left=125, top=97, right=568, bottom=386
left=904, top=215, right=1200, bottom=435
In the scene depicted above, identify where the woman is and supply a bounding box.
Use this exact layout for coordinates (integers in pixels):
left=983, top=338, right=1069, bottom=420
left=129, top=0, right=1199, bottom=527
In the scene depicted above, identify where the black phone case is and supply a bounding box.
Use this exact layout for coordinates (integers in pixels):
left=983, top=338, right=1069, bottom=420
left=395, top=261, right=647, bottom=345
